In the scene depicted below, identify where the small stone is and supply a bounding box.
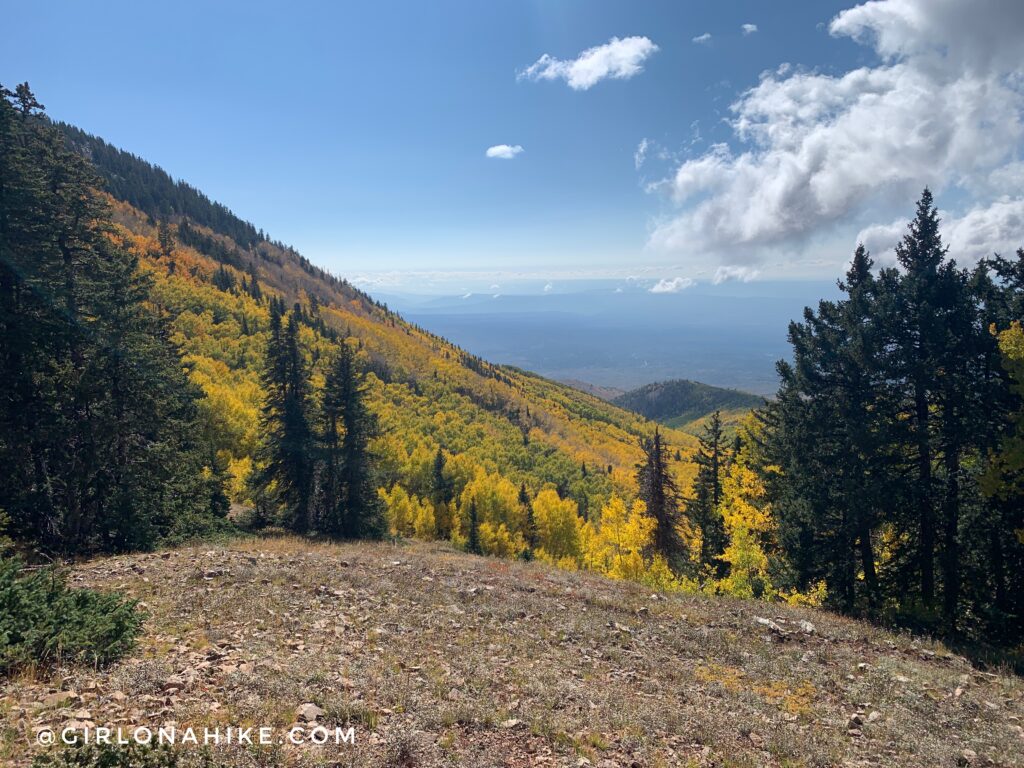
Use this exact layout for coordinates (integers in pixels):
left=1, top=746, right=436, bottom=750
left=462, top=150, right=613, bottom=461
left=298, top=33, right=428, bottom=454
left=848, top=714, right=864, bottom=728
left=867, top=711, right=882, bottom=723
left=754, top=616, right=787, bottom=635
left=42, top=692, right=77, bottom=708
left=798, top=620, right=816, bottom=634
left=499, top=718, right=522, bottom=729
left=957, top=749, right=977, bottom=766
left=161, top=676, right=185, bottom=692
left=295, top=703, right=324, bottom=723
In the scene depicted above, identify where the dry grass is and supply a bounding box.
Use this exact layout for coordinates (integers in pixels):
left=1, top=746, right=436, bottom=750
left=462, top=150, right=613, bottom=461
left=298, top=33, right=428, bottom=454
left=1, top=536, right=1022, bottom=767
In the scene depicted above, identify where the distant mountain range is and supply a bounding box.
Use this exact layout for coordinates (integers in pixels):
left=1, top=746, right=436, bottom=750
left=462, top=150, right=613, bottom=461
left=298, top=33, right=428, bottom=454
left=380, top=281, right=841, bottom=396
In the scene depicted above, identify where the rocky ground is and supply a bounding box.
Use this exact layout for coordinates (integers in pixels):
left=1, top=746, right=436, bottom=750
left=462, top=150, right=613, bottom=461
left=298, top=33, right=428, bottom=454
left=1, top=536, right=1022, bottom=767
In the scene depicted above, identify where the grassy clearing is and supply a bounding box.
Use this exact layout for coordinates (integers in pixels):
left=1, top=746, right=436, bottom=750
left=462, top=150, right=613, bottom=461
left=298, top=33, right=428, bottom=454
left=1, top=536, right=1021, bottom=767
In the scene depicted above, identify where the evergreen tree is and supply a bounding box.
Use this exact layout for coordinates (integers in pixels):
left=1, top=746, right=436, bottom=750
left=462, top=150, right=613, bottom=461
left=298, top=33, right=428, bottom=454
left=157, top=220, right=174, bottom=258
left=636, top=428, right=688, bottom=570
left=763, top=189, right=1024, bottom=638
left=519, top=483, right=536, bottom=549
left=430, top=446, right=452, bottom=507
left=768, top=246, right=895, bottom=613
left=892, top=189, right=947, bottom=609
left=466, top=499, right=481, bottom=555
left=0, top=83, right=213, bottom=555
left=259, top=303, right=315, bottom=532
left=319, top=340, right=384, bottom=538
left=687, top=410, right=728, bottom=577
left=212, top=264, right=236, bottom=292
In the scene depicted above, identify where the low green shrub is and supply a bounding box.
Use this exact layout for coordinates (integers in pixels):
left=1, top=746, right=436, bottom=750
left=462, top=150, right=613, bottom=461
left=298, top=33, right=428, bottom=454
left=32, top=743, right=222, bottom=768
left=0, top=557, right=143, bottom=675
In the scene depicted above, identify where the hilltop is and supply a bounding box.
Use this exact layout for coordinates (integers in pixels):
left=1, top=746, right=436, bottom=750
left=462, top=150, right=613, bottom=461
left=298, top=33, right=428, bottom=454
left=2, top=538, right=1022, bottom=767
left=612, top=380, right=764, bottom=435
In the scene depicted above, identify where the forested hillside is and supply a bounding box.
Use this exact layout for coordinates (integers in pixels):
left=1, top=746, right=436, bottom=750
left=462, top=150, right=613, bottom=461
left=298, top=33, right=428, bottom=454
left=2, top=84, right=700, bottom=588
left=613, top=379, right=764, bottom=433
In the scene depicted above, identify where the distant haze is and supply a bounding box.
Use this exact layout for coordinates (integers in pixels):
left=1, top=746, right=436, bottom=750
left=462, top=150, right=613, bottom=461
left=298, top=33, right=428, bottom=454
left=374, top=280, right=841, bottom=395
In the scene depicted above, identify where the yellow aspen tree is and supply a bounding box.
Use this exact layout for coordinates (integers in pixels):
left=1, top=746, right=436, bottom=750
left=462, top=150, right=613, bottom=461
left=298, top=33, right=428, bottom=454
left=532, top=488, right=584, bottom=567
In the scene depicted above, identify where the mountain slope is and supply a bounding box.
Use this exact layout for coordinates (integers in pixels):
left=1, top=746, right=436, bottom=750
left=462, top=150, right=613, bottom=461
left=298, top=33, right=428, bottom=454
left=4, top=538, right=1021, bottom=767
left=613, top=379, right=764, bottom=432
left=57, top=122, right=698, bottom=521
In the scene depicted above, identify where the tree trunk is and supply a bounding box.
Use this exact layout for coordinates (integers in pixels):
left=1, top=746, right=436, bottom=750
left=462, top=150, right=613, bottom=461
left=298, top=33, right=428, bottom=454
left=915, top=386, right=935, bottom=607
left=942, top=445, right=961, bottom=634
left=858, top=521, right=879, bottom=612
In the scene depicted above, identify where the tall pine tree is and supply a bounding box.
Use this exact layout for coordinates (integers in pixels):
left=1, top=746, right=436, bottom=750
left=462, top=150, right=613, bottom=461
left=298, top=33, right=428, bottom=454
left=0, top=83, right=214, bottom=555
left=259, top=303, right=315, bottom=532
left=636, top=429, right=688, bottom=571
left=319, top=339, right=384, bottom=539
left=687, top=411, right=728, bottom=578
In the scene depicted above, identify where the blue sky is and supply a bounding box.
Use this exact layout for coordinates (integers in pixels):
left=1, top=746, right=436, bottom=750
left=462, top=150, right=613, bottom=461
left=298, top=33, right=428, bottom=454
left=3, top=1, right=1022, bottom=292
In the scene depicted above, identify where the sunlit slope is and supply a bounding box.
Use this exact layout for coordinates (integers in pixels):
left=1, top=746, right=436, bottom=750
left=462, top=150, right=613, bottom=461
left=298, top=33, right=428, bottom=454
left=93, top=153, right=697, bottom=511
left=7, top=538, right=1021, bottom=768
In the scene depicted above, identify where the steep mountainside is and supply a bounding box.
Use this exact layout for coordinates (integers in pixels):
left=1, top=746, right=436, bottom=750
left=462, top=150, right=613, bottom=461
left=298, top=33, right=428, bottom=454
left=613, top=379, right=764, bottom=432
left=57, top=123, right=698, bottom=517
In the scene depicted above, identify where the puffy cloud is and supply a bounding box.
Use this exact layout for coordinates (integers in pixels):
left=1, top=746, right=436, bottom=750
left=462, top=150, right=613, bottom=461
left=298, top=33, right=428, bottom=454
left=485, top=144, right=524, bottom=160
left=692, top=33, right=712, bottom=44
left=648, top=0, right=1024, bottom=270
left=518, top=36, right=659, bottom=91
left=854, top=218, right=907, bottom=266
left=543, top=282, right=554, bottom=293
left=649, top=276, right=695, bottom=293
left=829, top=0, right=1024, bottom=72
left=713, top=266, right=759, bottom=284
left=945, top=199, right=1024, bottom=261
left=854, top=198, right=1024, bottom=266
left=741, top=24, right=758, bottom=36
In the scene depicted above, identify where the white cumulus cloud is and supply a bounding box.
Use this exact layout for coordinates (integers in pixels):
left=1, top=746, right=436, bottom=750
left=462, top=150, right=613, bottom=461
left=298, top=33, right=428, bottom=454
left=649, top=0, right=1024, bottom=270
left=649, top=276, right=695, bottom=293
left=692, top=33, right=712, bottom=44
left=713, top=266, right=760, bottom=284
left=855, top=197, right=1024, bottom=266
left=519, top=36, right=659, bottom=90
left=945, top=199, right=1024, bottom=260
left=485, top=144, right=524, bottom=160
left=741, top=24, right=758, bottom=36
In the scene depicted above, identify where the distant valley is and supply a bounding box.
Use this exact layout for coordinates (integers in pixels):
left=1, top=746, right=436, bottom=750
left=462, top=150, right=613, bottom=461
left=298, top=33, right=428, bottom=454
left=379, top=282, right=841, bottom=396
